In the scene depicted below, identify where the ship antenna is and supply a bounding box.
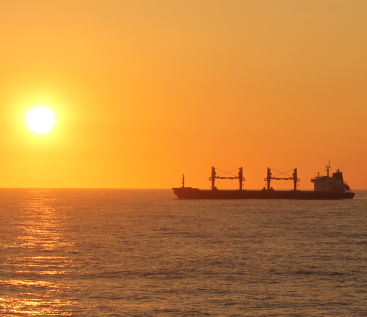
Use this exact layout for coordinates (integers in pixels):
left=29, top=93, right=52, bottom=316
left=182, top=174, right=185, bottom=188
left=326, top=160, right=331, bottom=177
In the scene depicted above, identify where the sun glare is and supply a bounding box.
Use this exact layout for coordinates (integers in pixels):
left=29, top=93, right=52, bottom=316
left=26, top=107, right=55, bottom=134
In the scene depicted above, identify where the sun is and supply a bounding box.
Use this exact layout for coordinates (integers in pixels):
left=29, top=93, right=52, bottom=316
left=26, top=107, right=55, bottom=133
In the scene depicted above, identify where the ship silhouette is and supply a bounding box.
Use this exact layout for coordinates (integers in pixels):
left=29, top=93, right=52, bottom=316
left=173, top=162, right=354, bottom=200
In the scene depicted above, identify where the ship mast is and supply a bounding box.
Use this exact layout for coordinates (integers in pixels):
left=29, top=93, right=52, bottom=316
left=211, top=166, right=216, bottom=190
left=266, top=167, right=271, bottom=190
left=293, top=168, right=298, bottom=191
left=326, top=160, right=331, bottom=177
left=239, top=167, right=243, bottom=191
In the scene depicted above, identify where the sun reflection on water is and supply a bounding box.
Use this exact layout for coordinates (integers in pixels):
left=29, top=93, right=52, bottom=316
left=0, top=190, right=80, bottom=316
left=0, top=296, right=77, bottom=316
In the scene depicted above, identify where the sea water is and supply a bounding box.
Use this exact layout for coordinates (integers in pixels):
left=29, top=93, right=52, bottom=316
left=0, top=189, right=366, bottom=316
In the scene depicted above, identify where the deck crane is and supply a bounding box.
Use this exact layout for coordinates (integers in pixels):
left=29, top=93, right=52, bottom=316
left=209, top=166, right=245, bottom=190
left=264, top=167, right=300, bottom=191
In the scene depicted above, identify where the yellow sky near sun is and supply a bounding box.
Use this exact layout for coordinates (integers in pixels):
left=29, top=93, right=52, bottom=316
left=0, top=0, right=367, bottom=189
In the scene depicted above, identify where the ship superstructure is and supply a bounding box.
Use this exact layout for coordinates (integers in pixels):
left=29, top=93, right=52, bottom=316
left=311, top=161, right=351, bottom=193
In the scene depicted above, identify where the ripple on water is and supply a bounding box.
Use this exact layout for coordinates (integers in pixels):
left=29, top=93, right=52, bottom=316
left=0, top=189, right=366, bottom=316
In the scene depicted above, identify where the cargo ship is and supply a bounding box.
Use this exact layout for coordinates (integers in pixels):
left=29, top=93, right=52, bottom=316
left=172, top=162, right=355, bottom=199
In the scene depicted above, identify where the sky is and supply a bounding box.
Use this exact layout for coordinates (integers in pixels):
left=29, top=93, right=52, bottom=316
left=1, top=0, right=366, bottom=189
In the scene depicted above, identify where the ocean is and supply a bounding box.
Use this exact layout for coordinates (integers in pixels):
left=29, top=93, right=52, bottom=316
left=0, top=189, right=366, bottom=316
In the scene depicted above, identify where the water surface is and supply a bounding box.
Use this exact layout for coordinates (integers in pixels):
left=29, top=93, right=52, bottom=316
left=0, top=189, right=366, bottom=316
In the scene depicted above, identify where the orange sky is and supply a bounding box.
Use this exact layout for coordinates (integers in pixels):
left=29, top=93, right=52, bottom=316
left=1, top=0, right=366, bottom=189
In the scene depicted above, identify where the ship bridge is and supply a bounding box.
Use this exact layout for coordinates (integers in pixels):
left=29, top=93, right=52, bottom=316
left=311, top=162, right=350, bottom=192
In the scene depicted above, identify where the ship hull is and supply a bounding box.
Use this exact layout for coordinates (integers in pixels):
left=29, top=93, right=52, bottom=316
left=172, top=188, right=355, bottom=200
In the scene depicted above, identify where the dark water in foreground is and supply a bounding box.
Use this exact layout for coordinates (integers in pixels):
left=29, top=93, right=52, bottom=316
left=0, top=189, right=366, bottom=316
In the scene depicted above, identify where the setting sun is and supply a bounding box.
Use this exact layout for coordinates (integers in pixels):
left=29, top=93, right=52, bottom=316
left=26, top=107, right=55, bottom=134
